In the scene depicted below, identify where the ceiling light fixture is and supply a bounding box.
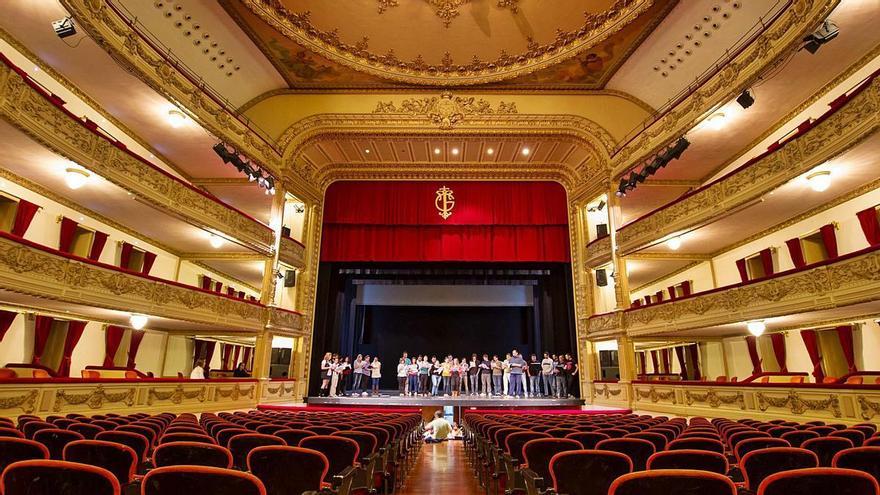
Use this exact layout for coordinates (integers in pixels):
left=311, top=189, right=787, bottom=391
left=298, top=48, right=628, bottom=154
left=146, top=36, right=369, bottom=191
left=167, top=109, right=187, bottom=128
left=64, top=166, right=90, bottom=190
left=434, top=148, right=441, bottom=155
left=746, top=320, right=766, bottom=337
left=666, top=236, right=682, bottom=250
left=129, top=314, right=149, bottom=330
left=486, top=148, right=494, bottom=155
left=364, top=149, right=370, bottom=154
left=209, top=234, right=224, bottom=249
left=803, top=19, right=839, bottom=54
left=521, top=147, right=531, bottom=156
left=806, top=170, right=832, bottom=192
left=451, top=148, right=459, bottom=155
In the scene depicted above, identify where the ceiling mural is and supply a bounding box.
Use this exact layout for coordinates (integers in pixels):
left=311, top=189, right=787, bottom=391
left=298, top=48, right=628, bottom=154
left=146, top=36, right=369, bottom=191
left=222, top=0, right=677, bottom=89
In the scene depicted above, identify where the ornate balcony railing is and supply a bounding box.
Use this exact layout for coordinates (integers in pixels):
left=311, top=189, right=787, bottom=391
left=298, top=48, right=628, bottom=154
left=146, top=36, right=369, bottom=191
left=278, top=236, right=306, bottom=269
left=584, top=235, right=612, bottom=268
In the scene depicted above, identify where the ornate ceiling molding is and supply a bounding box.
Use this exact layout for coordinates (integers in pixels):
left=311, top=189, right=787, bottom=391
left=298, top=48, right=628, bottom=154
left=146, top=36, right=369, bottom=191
left=372, top=92, right=518, bottom=130
left=239, top=0, right=653, bottom=85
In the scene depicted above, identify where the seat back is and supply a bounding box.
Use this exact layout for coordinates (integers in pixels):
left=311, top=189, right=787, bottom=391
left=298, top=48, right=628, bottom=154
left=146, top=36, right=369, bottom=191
left=506, top=431, right=551, bottom=460
left=68, top=423, right=105, bottom=440
left=667, top=437, right=724, bottom=454
left=274, top=428, right=316, bottom=447
left=830, top=429, right=866, bottom=447
left=63, top=440, right=137, bottom=485
left=647, top=449, right=728, bottom=474
left=22, top=421, right=54, bottom=439
left=735, top=437, right=791, bottom=462
left=0, top=427, right=25, bottom=439
left=0, top=438, right=49, bottom=473
left=596, top=438, right=655, bottom=471
left=228, top=434, right=286, bottom=470
left=741, top=447, right=819, bottom=491
left=832, top=446, right=880, bottom=485
left=299, top=435, right=360, bottom=477
left=565, top=432, right=610, bottom=450
left=32, top=428, right=85, bottom=460
left=549, top=450, right=631, bottom=495
left=248, top=446, right=328, bottom=495
left=804, top=437, right=855, bottom=467
left=142, top=465, right=266, bottom=495
left=332, top=431, right=378, bottom=457
left=609, top=469, right=736, bottom=495
left=304, top=425, right=339, bottom=436
left=153, top=442, right=233, bottom=469
left=160, top=432, right=216, bottom=445
left=758, top=467, right=879, bottom=495
left=0, top=459, right=120, bottom=495
left=625, top=432, right=667, bottom=452
left=522, top=438, right=583, bottom=481
left=216, top=427, right=251, bottom=448
left=781, top=430, right=820, bottom=448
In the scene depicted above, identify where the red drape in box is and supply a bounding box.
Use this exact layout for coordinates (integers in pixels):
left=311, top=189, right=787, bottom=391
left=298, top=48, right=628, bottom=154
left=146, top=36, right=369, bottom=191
left=243, top=347, right=252, bottom=371
left=32, top=315, right=54, bottom=365
left=759, top=248, right=774, bottom=277
left=0, top=310, right=17, bottom=343
left=221, top=344, right=233, bottom=370
left=688, top=344, right=701, bottom=381
left=214, top=281, right=222, bottom=293
left=745, top=336, right=762, bottom=376
left=193, top=340, right=206, bottom=368
left=58, top=320, right=87, bottom=377
left=127, top=330, right=145, bottom=369
left=631, top=300, right=642, bottom=308
left=200, top=276, right=212, bottom=291
left=233, top=346, right=242, bottom=368
left=820, top=224, right=839, bottom=259
left=321, top=181, right=570, bottom=262
left=674, top=346, right=687, bottom=380
left=654, top=291, right=664, bottom=303
left=119, top=242, right=133, bottom=269
left=650, top=350, right=659, bottom=373
left=857, top=207, right=880, bottom=246
left=58, top=217, right=78, bottom=253
left=104, top=325, right=125, bottom=367
left=141, top=251, right=156, bottom=275
left=800, top=329, right=825, bottom=383
left=638, top=351, right=646, bottom=375
left=785, top=238, right=806, bottom=269
left=11, top=200, right=39, bottom=237
left=660, top=348, right=671, bottom=374
left=226, top=287, right=235, bottom=296
left=203, top=341, right=216, bottom=371
left=770, top=333, right=787, bottom=372
left=644, top=296, right=652, bottom=306
left=667, top=286, right=676, bottom=300
left=836, top=325, right=857, bottom=373
left=237, top=291, right=245, bottom=299
left=735, top=259, right=748, bottom=282
left=89, top=231, right=108, bottom=261
left=681, top=281, right=692, bottom=296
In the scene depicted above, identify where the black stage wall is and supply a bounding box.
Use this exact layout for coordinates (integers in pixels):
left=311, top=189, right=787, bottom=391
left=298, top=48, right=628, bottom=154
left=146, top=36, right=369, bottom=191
left=310, top=262, right=576, bottom=395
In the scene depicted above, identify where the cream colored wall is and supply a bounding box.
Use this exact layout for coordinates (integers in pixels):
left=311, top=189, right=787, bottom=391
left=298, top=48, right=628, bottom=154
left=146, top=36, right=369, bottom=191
left=631, top=261, right=714, bottom=304
left=701, top=342, right=726, bottom=379
left=593, top=263, right=617, bottom=314
left=68, top=323, right=105, bottom=377
left=176, top=261, right=259, bottom=299
left=134, top=330, right=168, bottom=377
left=162, top=335, right=194, bottom=377
left=0, top=313, right=30, bottom=367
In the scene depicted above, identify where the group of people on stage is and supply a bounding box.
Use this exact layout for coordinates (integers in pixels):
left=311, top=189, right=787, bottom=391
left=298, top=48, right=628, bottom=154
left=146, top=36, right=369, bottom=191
left=318, top=349, right=578, bottom=398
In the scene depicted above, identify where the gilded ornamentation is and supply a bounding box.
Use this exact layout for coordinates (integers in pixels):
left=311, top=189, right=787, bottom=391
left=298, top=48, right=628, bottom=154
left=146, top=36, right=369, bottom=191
left=858, top=396, right=880, bottom=420
left=587, top=311, right=622, bottom=335
left=685, top=389, right=745, bottom=410
left=240, top=0, right=652, bottom=85
left=584, top=235, right=612, bottom=268
left=53, top=385, right=135, bottom=412
left=266, top=383, right=296, bottom=396
left=376, top=0, right=398, bottom=13
left=0, top=390, right=38, bottom=414
left=497, top=0, right=520, bottom=13
left=592, top=383, right=622, bottom=400
left=147, top=385, right=206, bottom=406
left=215, top=384, right=255, bottom=401
left=268, top=307, right=306, bottom=333
left=435, top=186, right=456, bottom=219
left=372, top=92, right=518, bottom=130
left=278, top=236, right=307, bottom=269
left=756, top=391, right=841, bottom=418
left=635, top=387, right=676, bottom=403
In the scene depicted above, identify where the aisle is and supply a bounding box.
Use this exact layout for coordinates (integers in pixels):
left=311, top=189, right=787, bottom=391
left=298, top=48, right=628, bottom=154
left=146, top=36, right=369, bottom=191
left=398, top=441, right=483, bottom=494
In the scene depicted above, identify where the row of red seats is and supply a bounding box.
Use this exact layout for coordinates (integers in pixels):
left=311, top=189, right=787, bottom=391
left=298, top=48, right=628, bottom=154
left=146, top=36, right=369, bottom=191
left=463, top=412, right=880, bottom=495
left=0, top=409, right=421, bottom=495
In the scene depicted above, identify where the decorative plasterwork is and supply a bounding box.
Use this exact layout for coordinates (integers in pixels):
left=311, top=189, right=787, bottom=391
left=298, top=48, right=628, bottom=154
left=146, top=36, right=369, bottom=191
left=372, top=92, right=518, bottom=130
left=617, top=76, right=880, bottom=255
left=389, top=0, right=521, bottom=27
left=587, top=311, right=623, bottom=335
left=757, top=390, right=841, bottom=417
left=58, top=0, right=282, bottom=175
left=610, top=0, right=839, bottom=175
left=685, top=389, right=745, bottom=409
left=278, top=236, right=306, bottom=269
left=0, top=61, right=275, bottom=254
left=584, top=235, right=612, bottom=268
left=239, top=0, right=653, bottom=85
left=267, top=307, right=306, bottom=334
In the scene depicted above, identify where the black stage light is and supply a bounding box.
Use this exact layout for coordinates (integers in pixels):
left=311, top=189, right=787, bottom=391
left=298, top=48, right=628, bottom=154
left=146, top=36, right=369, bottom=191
left=212, top=143, right=233, bottom=163
left=803, top=20, right=839, bottom=54
left=736, top=89, right=755, bottom=109
left=52, top=17, right=76, bottom=39
left=632, top=171, right=647, bottom=184
left=665, top=137, right=690, bottom=161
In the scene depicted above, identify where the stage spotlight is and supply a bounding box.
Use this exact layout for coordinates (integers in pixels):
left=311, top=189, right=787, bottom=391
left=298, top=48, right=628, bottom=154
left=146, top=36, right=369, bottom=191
left=665, top=137, right=690, bottom=161
left=736, top=89, right=755, bottom=109
left=52, top=17, right=76, bottom=39
left=803, top=20, right=839, bottom=54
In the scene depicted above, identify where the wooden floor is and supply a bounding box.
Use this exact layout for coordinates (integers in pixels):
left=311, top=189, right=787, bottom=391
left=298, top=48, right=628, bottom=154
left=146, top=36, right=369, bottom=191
left=399, top=441, right=482, bottom=494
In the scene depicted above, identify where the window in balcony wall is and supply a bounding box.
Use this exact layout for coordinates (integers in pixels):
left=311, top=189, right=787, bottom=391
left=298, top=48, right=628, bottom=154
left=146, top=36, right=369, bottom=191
left=69, top=225, right=95, bottom=258
left=801, top=231, right=830, bottom=265
left=0, top=194, right=18, bottom=232
left=599, top=349, right=620, bottom=380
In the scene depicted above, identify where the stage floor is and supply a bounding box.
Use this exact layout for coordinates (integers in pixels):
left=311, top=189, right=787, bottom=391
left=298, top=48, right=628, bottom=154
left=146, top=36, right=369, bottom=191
left=305, top=394, right=585, bottom=408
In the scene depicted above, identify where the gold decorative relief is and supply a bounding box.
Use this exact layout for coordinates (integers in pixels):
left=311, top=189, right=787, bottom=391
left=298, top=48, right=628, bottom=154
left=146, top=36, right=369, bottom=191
left=592, top=383, right=623, bottom=400
left=635, top=387, right=676, bottom=403
left=147, top=385, right=206, bottom=406
left=266, top=383, right=296, bottom=396
left=584, top=235, right=612, bottom=268
left=53, top=385, right=135, bottom=412
left=858, top=396, right=880, bottom=420
left=278, top=236, right=306, bottom=269
left=376, top=0, right=398, bottom=13
left=423, top=0, right=472, bottom=27
left=268, top=307, right=305, bottom=333
left=0, top=390, right=38, bottom=414
left=685, top=389, right=745, bottom=410
left=373, top=92, right=518, bottom=130
left=587, top=311, right=622, bottom=335
left=215, top=384, right=255, bottom=401
left=756, top=391, right=841, bottom=418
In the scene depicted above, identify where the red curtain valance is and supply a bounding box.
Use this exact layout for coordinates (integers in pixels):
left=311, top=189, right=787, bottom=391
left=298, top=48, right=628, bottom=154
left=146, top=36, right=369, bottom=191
left=32, top=315, right=54, bottom=365
left=321, top=181, right=570, bottom=262
left=0, top=310, right=17, bottom=343
left=58, top=320, right=87, bottom=377
left=104, top=325, right=125, bottom=367
left=836, top=325, right=856, bottom=374
left=11, top=200, right=39, bottom=237
left=745, top=336, right=762, bottom=376
left=785, top=237, right=806, bottom=268
left=800, top=329, right=825, bottom=382
left=127, top=330, right=145, bottom=369
left=59, top=217, right=78, bottom=253
left=770, top=332, right=787, bottom=372
left=89, top=231, right=108, bottom=261
left=857, top=207, right=880, bottom=246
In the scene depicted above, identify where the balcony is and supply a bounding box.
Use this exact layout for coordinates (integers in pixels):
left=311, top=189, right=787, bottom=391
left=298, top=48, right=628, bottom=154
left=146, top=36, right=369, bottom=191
left=279, top=235, right=306, bottom=269
left=584, top=235, right=611, bottom=268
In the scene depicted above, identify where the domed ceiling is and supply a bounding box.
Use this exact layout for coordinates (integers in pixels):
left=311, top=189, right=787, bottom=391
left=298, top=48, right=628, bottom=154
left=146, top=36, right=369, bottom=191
left=222, top=0, right=677, bottom=89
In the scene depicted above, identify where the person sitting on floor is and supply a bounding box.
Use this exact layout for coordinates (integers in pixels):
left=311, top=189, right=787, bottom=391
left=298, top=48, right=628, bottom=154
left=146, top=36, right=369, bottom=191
left=424, top=410, right=452, bottom=443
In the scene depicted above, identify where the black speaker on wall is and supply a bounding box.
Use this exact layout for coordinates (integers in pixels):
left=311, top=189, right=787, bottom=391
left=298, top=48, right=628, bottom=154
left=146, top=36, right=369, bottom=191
left=284, top=270, right=297, bottom=287
left=596, top=223, right=609, bottom=238
left=596, top=269, right=608, bottom=287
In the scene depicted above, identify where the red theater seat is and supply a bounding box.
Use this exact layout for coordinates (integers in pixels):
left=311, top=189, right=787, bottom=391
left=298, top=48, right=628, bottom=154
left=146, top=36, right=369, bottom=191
left=32, top=428, right=85, bottom=460
left=647, top=450, right=728, bottom=475
left=549, top=450, right=632, bottom=495
left=63, top=440, right=138, bottom=486
left=274, top=428, right=316, bottom=446
left=803, top=437, right=855, bottom=467
left=758, top=467, right=879, bottom=495
left=248, top=446, right=329, bottom=495
left=299, top=435, right=360, bottom=479
left=142, top=465, right=266, bottom=495
left=596, top=438, right=655, bottom=471
left=0, top=438, right=49, bottom=474
left=832, top=446, right=880, bottom=484
left=609, top=469, right=736, bottom=495
left=0, top=459, right=120, bottom=495
left=522, top=438, right=583, bottom=481
left=153, top=442, right=233, bottom=469
left=564, top=432, right=609, bottom=450
left=227, top=433, right=286, bottom=470
left=741, top=447, right=819, bottom=492
left=667, top=437, right=724, bottom=454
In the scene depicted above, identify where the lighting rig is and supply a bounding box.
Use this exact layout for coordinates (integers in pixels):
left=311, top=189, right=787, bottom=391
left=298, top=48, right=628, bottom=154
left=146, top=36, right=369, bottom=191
left=616, top=136, right=690, bottom=197
left=212, top=142, right=276, bottom=195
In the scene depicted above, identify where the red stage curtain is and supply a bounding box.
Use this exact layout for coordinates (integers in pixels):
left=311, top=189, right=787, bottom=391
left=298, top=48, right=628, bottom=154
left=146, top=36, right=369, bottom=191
left=203, top=341, right=216, bottom=371
left=32, top=315, right=54, bottom=365
left=759, top=248, right=774, bottom=277
left=785, top=238, right=806, bottom=268
left=736, top=259, right=748, bottom=282
left=836, top=325, right=856, bottom=373
left=688, top=344, right=701, bottom=381
left=193, top=340, right=206, bottom=368
left=650, top=350, right=659, bottom=373
left=11, top=200, right=39, bottom=237
left=681, top=281, right=692, bottom=296
left=200, top=276, right=212, bottom=290
left=321, top=181, right=570, bottom=262
left=243, top=347, right=253, bottom=371
left=0, top=310, right=17, bottom=343
left=674, top=346, right=687, bottom=380
left=856, top=207, right=880, bottom=246
left=103, top=325, right=125, bottom=367
left=745, top=336, right=762, bottom=376
left=233, top=346, right=242, bottom=368
left=58, top=217, right=78, bottom=253
left=800, top=329, right=825, bottom=383
left=127, top=330, right=145, bottom=369
left=141, top=251, right=156, bottom=275
left=58, top=320, right=87, bottom=377
left=660, top=348, right=671, bottom=374
left=638, top=351, right=646, bottom=375
left=820, top=224, right=839, bottom=259
left=89, top=231, right=108, bottom=261
left=770, top=333, right=787, bottom=372
left=119, top=242, right=133, bottom=269
left=221, top=344, right=233, bottom=370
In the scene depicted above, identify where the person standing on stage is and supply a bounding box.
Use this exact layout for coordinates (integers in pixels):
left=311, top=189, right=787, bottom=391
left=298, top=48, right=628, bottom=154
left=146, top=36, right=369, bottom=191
left=430, top=356, right=442, bottom=396
left=491, top=355, right=503, bottom=396
left=529, top=354, right=542, bottom=399
left=328, top=355, right=341, bottom=397
left=522, top=354, right=531, bottom=397
left=459, top=357, right=470, bottom=395
left=450, top=358, right=462, bottom=397
left=319, top=352, right=332, bottom=397
left=339, top=356, right=352, bottom=396
left=554, top=354, right=567, bottom=398
left=360, top=355, right=372, bottom=394
left=352, top=354, right=363, bottom=393
left=401, top=352, right=411, bottom=395
left=508, top=349, right=526, bottom=398
left=502, top=353, right=511, bottom=396
left=441, top=356, right=453, bottom=396
left=397, top=357, right=408, bottom=396
left=468, top=354, right=480, bottom=396
left=418, top=356, right=431, bottom=396
left=564, top=353, right=578, bottom=398
left=479, top=354, right=492, bottom=396
left=407, top=358, right=419, bottom=397
left=370, top=356, right=381, bottom=395
left=541, top=352, right=555, bottom=397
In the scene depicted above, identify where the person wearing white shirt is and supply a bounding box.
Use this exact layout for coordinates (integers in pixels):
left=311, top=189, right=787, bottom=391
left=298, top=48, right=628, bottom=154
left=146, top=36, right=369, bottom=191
left=397, top=358, right=408, bottom=396
left=502, top=353, right=511, bottom=396
left=190, top=360, right=206, bottom=379
left=370, top=357, right=382, bottom=395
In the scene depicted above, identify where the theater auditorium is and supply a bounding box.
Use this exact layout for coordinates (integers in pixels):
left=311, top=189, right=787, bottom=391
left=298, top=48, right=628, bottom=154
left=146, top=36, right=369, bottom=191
left=0, top=0, right=878, bottom=494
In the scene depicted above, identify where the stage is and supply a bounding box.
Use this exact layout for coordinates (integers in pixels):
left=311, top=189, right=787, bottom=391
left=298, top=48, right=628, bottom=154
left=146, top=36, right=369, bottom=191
left=306, top=394, right=585, bottom=408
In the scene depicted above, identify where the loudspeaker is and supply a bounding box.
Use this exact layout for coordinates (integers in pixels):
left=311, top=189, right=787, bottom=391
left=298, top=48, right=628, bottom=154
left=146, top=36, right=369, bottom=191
left=281, top=226, right=291, bottom=238
left=596, top=223, right=609, bottom=238
left=596, top=269, right=608, bottom=287
left=283, top=270, right=296, bottom=287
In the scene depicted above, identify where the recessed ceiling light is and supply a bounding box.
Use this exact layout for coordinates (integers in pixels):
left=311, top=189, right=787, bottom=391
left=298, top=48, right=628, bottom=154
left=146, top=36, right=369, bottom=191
left=64, top=166, right=90, bottom=190
left=486, top=148, right=494, bottom=155
left=167, top=109, right=187, bottom=128
left=806, top=170, right=831, bottom=192
left=451, top=148, right=459, bottom=155
left=666, top=236, right=682, bottom=250
left=746, top=320, right=765, bottom=337
left=364, top=149, right=370, bottom=154
left=703, top=112, right=727, bottom=131
left=209, top=234, right=224, bottom=249
left=434, top=148, right=441, bottom=155
left=521, top=147, right=531, bottom=156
